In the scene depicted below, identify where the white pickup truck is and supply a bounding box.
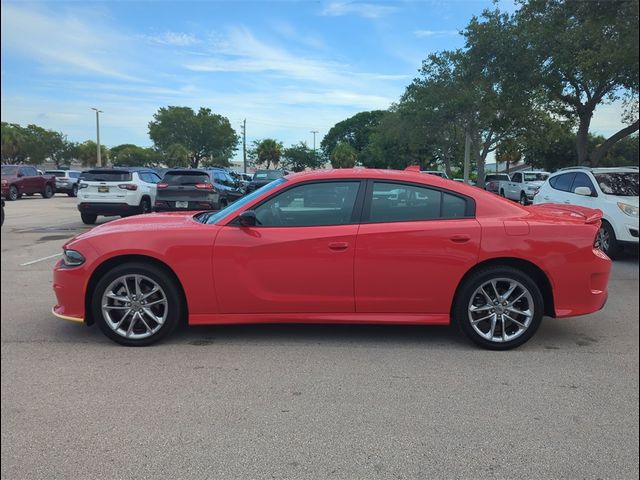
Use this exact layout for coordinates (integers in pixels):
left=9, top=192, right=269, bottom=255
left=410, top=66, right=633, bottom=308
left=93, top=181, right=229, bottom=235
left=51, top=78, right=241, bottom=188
left=499, top=171, right=550, bottom=205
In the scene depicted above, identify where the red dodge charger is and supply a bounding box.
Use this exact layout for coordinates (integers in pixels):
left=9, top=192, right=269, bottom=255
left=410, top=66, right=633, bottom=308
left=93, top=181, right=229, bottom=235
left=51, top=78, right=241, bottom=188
left=52, top=168, right=611, bottom=349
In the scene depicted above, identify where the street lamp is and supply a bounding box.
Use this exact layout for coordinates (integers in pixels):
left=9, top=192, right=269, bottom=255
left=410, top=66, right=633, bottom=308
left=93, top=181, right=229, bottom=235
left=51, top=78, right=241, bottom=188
left=310, top=130, right=319, bottom=152
left=91, top=108, right=103, bottom=167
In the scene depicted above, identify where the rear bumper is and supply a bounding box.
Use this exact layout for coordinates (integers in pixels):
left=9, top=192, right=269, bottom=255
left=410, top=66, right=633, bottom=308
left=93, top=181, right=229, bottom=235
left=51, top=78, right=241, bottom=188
left=154, top=200, right=219, bottom=212
left=78, top=202, right=140, bottom=216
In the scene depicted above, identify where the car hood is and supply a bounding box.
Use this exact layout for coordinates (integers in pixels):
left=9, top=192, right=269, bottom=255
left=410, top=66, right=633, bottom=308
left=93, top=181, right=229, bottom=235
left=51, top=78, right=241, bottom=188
left=1, top=174, right=17, bottom=181
left=72, top=212, right=209, bottom=242
left=604, top=194, right=639, bottom=206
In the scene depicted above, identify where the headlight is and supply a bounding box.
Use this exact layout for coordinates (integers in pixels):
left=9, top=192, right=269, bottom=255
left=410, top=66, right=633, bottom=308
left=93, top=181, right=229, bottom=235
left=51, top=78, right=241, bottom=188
left=62, top=249, right=85, bottom=267
left=617, top=202, right=639, bottom=218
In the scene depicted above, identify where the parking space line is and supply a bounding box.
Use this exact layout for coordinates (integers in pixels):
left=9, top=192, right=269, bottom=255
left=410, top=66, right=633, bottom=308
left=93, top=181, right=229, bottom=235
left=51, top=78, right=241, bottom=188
left=19, top=253, right=63, bottom=266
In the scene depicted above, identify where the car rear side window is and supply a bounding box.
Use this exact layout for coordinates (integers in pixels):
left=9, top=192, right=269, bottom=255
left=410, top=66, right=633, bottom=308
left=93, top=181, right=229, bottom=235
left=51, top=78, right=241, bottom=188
left=255, top=181, right=361, bottom=227
left=549, top=173, right=576, bottom=192
left=369, top=182, right=471, bottom=223
left=164, top=172, right=210, bottom=185
left=83, top=170, right=132, bottom=182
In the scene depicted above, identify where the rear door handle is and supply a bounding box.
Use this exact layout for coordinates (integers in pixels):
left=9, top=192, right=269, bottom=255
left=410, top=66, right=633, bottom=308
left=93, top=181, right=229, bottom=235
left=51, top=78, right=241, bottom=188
left=328, top=242, right=349, bottom=251
left=450, top=234, right=471, bottom=243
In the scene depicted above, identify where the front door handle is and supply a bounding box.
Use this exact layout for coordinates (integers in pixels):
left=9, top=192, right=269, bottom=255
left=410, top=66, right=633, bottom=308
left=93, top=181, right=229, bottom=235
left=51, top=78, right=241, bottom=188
left=450, top=234, right=471, bottom=243
left=328, top=242, right=349, bottom=251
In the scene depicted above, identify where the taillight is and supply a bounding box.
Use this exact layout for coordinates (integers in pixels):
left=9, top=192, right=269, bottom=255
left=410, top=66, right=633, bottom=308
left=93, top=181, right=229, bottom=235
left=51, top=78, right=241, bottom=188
left=118, top=184, right=138, bottom=191
left=157, top=182, right=169, bottom=189
left=79, top=183, right=88, bottom=189
left=195, top=183, right=213, bottom=190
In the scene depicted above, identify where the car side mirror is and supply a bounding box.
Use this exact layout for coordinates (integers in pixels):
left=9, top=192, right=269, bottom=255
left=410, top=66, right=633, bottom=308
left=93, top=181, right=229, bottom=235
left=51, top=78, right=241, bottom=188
left=574, top=186, right=593, bottom=196
left=238, top=210, right=257, bottom=227
left=17, top=172, right=23, bottom=178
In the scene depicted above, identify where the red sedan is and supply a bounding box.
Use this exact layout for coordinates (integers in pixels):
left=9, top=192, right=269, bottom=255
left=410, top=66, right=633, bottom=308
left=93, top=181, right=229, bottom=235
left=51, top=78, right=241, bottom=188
left=52, top=168, right=611, bottom=349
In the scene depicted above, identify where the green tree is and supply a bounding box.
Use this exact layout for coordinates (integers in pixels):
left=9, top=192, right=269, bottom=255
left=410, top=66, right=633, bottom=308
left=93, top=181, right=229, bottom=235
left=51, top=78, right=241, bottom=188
left=1, top=122, right=27, bottom=163
left=249, top=139, right=284, bottom=169
left=162, top=143, right=190, bottom=168
left=515, top=0, right=639, bottom=165
left=110, top=144, right=158, bottom=167
left=282, top=142, right=324, bottom=172
left=76, top=140, right=109, bottom=167
left=330, top=142, right=357, bottom=168
left=148, top=106, right=239, bottom=168
left=321, top=111, right=386, bottom=159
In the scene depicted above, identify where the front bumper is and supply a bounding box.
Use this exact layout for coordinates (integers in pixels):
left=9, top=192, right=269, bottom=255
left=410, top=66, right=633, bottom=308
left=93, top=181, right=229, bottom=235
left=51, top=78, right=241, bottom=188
left=52, top=259, right=89, bottom=323
left=78, top=202, right=140, bottom=216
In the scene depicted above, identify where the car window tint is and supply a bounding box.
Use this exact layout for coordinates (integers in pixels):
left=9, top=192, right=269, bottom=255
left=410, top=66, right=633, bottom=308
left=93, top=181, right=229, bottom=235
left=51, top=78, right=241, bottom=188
left=164, top=173, right=209, bottom=185
left=255, top=181, right=360, bottom=227
left=370, top=182, right=443, bottom=222
left=571, top=172, right=596, bottom=195
left=549, top=173, right=576, bottom=192
left=69, top=172, right=80, bottom=178
left=442, top=193, right=467, bottom=218
left=83, top=170, right=132, bottom=182
left=512, top=173, right=522, bottom=182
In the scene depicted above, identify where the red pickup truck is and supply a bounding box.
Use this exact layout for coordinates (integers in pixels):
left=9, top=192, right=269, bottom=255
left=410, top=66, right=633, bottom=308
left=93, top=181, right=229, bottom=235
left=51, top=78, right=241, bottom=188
left=1, top=165, right=57, bottom=201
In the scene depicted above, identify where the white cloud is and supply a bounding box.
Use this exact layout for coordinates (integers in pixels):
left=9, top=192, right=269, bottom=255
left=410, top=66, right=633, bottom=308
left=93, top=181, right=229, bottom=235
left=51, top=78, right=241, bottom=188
left=414, top=29, right=459, bottom=38
left=1, top=3, right=141, bottom=81
left=145, top=32, right=199, bottom=47
left=321, top=1, right=398, bottom=19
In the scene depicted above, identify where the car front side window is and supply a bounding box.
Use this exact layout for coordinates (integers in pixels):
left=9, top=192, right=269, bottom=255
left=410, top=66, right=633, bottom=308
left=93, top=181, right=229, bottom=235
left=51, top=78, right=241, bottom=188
left=254, top=181, right=361, bottom=227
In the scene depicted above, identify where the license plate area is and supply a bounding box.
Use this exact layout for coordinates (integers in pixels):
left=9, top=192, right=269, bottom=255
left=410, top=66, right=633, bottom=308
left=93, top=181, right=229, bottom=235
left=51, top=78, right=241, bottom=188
left=175, top=201, right=189, bottom=208
left=98, top=186, right=109, bottom=193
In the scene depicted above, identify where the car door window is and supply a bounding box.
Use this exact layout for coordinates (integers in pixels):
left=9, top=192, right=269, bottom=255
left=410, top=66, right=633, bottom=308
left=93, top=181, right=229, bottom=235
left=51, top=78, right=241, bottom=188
left=570, top=172, right=596, bottom=196
left=512, top=173, right=522, bottom=183
left=549, top=173, right=576, bottom=192
left=369, top=182, right=470, bottom=223
left=254, top=181, right=361, bottom=227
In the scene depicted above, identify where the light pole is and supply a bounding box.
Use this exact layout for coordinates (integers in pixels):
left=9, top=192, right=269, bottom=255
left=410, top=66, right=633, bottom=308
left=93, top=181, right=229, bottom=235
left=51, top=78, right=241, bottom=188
left=91, top=108, right=103, bottom=167
left=310, top=130, right=319, bottom=152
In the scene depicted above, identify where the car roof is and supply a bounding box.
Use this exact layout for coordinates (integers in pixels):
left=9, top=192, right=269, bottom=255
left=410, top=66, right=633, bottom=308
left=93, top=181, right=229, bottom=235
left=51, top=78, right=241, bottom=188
left=554, top=166, right=638, bottom=175
left=164, top=169, right=208, bottom=175
left=85, top=167, right=154, bottom=173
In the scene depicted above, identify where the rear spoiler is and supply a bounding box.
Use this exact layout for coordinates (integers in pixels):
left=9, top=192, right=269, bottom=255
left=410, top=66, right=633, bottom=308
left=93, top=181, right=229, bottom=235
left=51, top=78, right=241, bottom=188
left=529, top=204, right=602, bottom=224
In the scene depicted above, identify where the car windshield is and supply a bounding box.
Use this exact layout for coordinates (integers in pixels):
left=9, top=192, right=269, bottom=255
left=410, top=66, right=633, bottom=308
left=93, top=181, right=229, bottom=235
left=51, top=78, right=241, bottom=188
left=486, top=175, right=509, bottom=181
left=594, top=172, right=639, bottom=197
left=82, top=170, right=132, bottom=182
left=1, top=166, right=18, bottom=175
left=197, top=177, right=287, bottom=225
left=254, top=170, right=284, bottom=180
left=524, top=172, right=549, bottom=182
left=163, top=172, right=209, bottom=185
left=45, top=171, right=66, bottom=178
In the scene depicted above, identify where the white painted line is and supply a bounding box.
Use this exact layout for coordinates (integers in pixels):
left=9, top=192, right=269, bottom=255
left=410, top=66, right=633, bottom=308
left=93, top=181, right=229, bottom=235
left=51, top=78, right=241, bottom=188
left=20, top=253, right=63, bottom=266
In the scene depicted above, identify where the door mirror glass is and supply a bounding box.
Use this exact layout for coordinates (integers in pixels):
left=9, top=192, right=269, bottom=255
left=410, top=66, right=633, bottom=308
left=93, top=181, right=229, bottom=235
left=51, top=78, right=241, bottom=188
left=238, top=210, right=257, bottom=227
left=574, top=186, right=593, bottom=196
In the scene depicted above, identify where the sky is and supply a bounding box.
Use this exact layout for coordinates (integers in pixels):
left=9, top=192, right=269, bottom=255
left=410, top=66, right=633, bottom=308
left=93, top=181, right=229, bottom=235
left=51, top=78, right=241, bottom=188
left=0, top=0, right=629, bottom=164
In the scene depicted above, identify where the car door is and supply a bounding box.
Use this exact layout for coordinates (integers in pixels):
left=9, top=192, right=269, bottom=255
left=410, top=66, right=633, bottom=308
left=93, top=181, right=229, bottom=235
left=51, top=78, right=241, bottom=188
left=508, top=173, right=522, bottom=200
left=542, top=172, right=576, bottom=204
left=213, top=180, right=364, bottom=313
left=355, top=180, right=481, bottom=314
left=566, top=172, right=599, bottom=208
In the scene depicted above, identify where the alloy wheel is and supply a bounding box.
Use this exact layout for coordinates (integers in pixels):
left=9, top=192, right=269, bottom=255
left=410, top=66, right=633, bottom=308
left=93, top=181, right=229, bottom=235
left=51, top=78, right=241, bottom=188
left=468, top=278, right=534, bottom=343
left=594, top=227, right=610, bottom=253
left=101, top=274, right=168, bottom=340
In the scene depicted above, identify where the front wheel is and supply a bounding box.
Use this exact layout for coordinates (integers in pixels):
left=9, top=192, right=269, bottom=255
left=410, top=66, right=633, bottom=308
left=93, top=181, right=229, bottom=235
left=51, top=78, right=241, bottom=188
left=42, top=185, right=54, bottom=198
left=519, top=192, right=528, bottom=205
left=69, top=184, right=78, bottom=197
left=594, top=221, right=621, bottom=259
left=499, top=189, right=505, bottom=197
left=454, top=266, right=544, bottom=350
left=7, top=185, right=20, bottom=201
left=92, top=262, right=183, bottom=346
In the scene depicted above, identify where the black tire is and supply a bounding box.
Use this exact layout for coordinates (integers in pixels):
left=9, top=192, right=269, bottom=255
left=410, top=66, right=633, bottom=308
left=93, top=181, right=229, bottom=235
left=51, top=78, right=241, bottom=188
left=139, top=197, right=151, bottom=215
left=42, top=184, right=54, bottom=198
left=454, top=266, right=544, bottom=350
left=220, top=198, right=228, bottom=208
left=595, top=220, right=622, bottom=259
left=499, top=189, right=505, bottom=197
left=69, top=184, right=78, bottom=197
left=7, top=185, right=20, bottom=201
left=81, top=213, right=97, bottom=225
left=519, top=192, right=528, bottom=205
left=92, top=262, right=183, bottom=346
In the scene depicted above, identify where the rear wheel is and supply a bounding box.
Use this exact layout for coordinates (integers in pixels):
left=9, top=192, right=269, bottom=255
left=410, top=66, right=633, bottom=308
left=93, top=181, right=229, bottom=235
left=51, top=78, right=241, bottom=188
left=139, top=197, right=151, bottom=214
left=81, top=213, right=97, bottom=225
left=92, top=262, right=183, bottom=346
left=7, top=185, right=20, bottom=201
left=69, top=184, right=78, bottom=197
left=42, top=185, right=54, bottom=198
left=594, top=221, right=621, bottom=259
left=454, top=266, right=544, bottom=350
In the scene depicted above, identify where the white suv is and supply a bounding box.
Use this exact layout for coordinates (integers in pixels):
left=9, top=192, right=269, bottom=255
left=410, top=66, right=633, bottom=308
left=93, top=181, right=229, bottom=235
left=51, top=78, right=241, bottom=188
left=77, top=168, right=162, bottom=224
left=533, top=167, right=638, bottom=258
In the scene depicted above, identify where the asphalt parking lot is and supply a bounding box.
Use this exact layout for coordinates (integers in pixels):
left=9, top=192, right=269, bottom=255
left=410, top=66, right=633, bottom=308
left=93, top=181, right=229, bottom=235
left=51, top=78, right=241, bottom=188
left=1, top=195, right=638, bottom=480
